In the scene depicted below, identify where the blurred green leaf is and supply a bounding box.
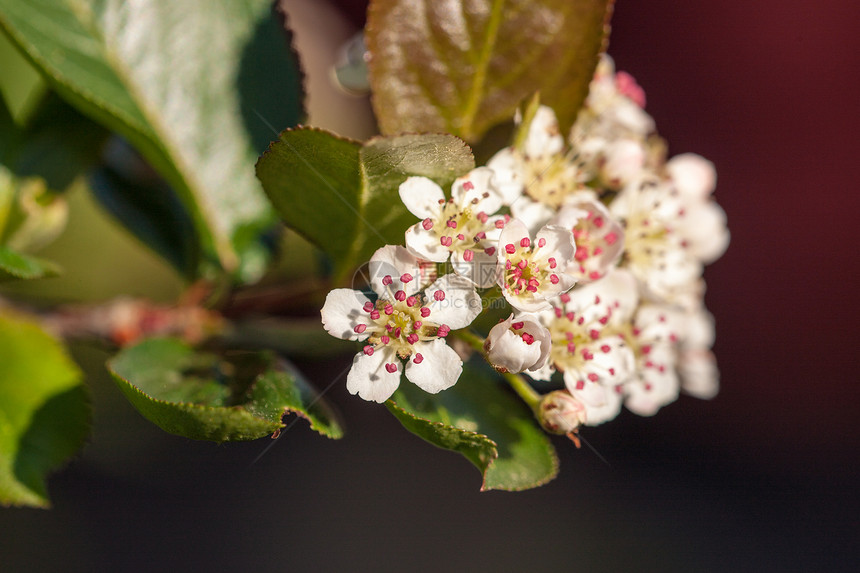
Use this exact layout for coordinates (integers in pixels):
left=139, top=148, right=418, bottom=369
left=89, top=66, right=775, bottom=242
left=108, top=338, right=342, bottom=442
left=0, top=89, right=108, bottom=191
left=0, top=245, right=60, bottom=281
left=387, top=360, right=558, bottom=491
left=89, top=148, right=200, bottom=280
left=0, top=0, right=305, bottom=275
left=0, top=313, right=89, bottom=508
left=256, top=128, right=474, bottom=281
left=366, top=0, right=613, bottom=142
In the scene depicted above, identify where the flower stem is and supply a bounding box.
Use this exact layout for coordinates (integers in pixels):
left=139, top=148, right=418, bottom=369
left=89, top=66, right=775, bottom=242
left=454, top=329, right=542, bottom=411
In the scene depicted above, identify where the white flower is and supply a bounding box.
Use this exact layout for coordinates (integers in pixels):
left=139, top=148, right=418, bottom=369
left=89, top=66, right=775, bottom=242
left=610, top=175, right=704, bottom=304
left=399, top=167, right=504, bottom=287
left=531, top=270, right=638, bottom=426
left=495, top=219, right=577, bottom=312
left=624, top=304, right=683, bottom=417
left=677, top=306, right=720, bottom=399
left=549, top=192, right=625, bottom=284
left=576, top=55, right=655, bottom=140
left=487, top=106, right=589, bottom=232
left=321, top=245, right=481, bottom=403
left=484, top=313, right=551, bottom=373
left=666, top=154, right=730, bottom=265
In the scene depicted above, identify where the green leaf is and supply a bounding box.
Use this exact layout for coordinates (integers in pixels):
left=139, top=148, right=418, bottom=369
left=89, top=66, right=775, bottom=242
left=387, top=360, right=558, bottom=491
left=256, top=128, right=474, bottom=281
left=366, top=0, right=614, bottom=142
left=0, top=0, right=305, bottom=274
left=0, top=245, right=60, bottom=281
left=0, top=313, right=89, bottom=508
left=89, top=158, right=200, bottom=280
left=108, top=338, right=342, bottom=442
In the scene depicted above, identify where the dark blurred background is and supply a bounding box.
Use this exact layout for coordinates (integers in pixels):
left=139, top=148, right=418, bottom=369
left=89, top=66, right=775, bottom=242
left=2, top=1, right=858, bottom=571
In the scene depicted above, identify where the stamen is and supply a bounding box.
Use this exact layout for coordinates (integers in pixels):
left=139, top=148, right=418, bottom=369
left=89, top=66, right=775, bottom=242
left=354, top=324, right=367, bottom=334
left=422, top=218, right=433, bottom=230
left=363, top=345, right=374, bottom=356
left=413, top=353, right=424, bottom=364
left=385, top=363, right=398, bottom=373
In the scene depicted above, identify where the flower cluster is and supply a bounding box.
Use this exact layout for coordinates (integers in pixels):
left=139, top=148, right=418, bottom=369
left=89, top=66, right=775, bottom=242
left=321, top=55, right=728, bottom=435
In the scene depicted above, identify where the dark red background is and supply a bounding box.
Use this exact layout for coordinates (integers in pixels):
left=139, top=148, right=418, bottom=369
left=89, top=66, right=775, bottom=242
left=1, top=2, right=857, bottom=571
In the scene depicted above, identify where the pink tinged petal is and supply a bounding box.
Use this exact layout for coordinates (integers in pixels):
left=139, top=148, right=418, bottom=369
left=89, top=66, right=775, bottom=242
left=424, top=273, right=482, bottom=329
left=405, top=339, right=463, bottom=394
left=450, top=248, right=499, bottom=288
left=405, top=224, right=450, bottom=263
left=346, top=347, right=401, bottom=403
left=369, top=245, right=426, bottom=296
left=321, top=289, right=373, bottom=341
left=667, top=153, right=717, bottom=201
left=398, top=176, right=445, bottom=219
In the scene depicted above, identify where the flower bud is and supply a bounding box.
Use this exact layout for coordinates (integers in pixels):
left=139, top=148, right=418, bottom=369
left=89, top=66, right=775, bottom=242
left=484, top=313, right=551, bottom=373
left=538, top=391, right=587, bottom=435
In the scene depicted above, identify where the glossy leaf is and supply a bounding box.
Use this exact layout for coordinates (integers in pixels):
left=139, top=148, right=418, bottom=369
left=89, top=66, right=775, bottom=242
left=0, top=313, right=89, bottom=508
left=256, top=128, right=474, bottom=281
left=0, top=0, right=305, bottom=274
left=366, top=0, right=613, bottom=142
left=0, top=245, right=60, bottom=281
left=387, top=360, right=558, bottom=491
left=108, top=338, right=342, bottom=442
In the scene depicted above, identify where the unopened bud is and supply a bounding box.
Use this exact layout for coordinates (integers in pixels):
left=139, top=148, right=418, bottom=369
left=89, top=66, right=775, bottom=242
left=538, top=391, right=587, bottom=435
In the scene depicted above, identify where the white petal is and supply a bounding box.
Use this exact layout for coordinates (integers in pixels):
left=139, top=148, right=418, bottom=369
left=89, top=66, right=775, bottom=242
left=501, top=288, right=552, bottom=313
left=486, top=317, right=542, bottom=373
left=524, top=106, right=564, bottom=158
left=398, top=176, right=445, bottom=219
left=451, top=248, right=498, bottom=288
left=369, top=245, right=425, bottom=296
left=451, top=167, right=504, bottom=215
left=519, top=314, right=553, bottom=370
left=678, top=201, right=729, bottom=264
left=679, top=349, right=719, bottom=399
left=346, top=348, right=401, bottom=403
left=404, top=223, right=450, bottom=263
left=667, top=153, right=716, bottom=201
left=486, top=148, right=526, bottom=205
left=405, top=339, right=463, bottom=393
left=580, top=387, right=623, bottom=426
left=625, top=366, right=680, bottom=417
left=526, top=360, right=555, bottom=382
left=601, top=139, right=645, bottom=187
left=534, top=224, right=576, bottom=266
left=424, top=273, right=482, bottom=329
left=320, top=289, right=373, bottom=341
left=496, top=218, right=531, bottom=261
left=510, top=199, right=554, bottom=234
